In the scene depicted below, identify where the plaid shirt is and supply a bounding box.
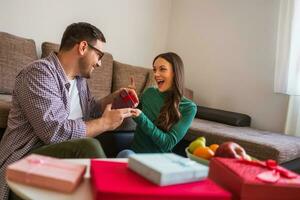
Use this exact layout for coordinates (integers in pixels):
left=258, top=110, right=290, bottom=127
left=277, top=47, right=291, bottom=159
left=0, top=53, right=101, bottom=199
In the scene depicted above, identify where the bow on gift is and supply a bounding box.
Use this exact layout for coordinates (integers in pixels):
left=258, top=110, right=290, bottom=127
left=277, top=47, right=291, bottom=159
left=239, top=159, right=298, bottom=183
left=27, top=157, right=79, bottom=171
left=24, top=156, right=81, bottom=184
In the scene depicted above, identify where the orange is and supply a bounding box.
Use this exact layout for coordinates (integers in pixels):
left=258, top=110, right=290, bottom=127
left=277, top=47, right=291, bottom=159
left=193, top=146, right=215, bottom=160
left=209, top=144, right=219, bottom=153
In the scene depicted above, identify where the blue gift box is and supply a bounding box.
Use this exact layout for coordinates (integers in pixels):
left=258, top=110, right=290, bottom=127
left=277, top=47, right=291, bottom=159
left=128, top=153, right=208, bottom=186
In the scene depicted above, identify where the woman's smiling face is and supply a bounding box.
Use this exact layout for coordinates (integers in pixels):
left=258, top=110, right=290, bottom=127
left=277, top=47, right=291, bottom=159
left=153, top=57, right=174, bottom=92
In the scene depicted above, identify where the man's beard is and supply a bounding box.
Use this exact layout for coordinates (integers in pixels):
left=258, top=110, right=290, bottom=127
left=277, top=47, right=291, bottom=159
left=78, top=56, right=92, bottom=79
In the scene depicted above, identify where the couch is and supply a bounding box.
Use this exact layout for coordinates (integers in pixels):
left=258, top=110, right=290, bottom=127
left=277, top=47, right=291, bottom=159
left=1, top=32, right=300, bottom=173
left=0, top=32, right=193, bottom=155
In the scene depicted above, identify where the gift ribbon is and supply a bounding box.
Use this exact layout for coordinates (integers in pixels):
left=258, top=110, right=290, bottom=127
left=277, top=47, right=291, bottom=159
left=121, top=94, right=134, bottom=104
left=27, top=157, right=80, bottom=170
left=164, top=154, right=200, bottom=168
left=24, top=156, right=82, bottom=184
left=120, top=92, right=137, bottom=107
left=239, top=159, right=298, bottom=183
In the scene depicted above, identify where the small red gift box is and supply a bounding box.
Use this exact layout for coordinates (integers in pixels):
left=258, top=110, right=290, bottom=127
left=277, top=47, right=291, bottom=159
left=112, top=89, right=138, bottom=109
left=208, top=157, right=300, bottom=200
left=90, top=160, right=231, bottom=200
left=6, top=154, right=86, bottom=193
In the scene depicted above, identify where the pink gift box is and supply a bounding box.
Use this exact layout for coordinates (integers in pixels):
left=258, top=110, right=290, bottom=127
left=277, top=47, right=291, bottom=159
left=6, top=154, right=86, bottom=193
left=90, top=160, right=231, bottom=200
left=209, top=157, right=300, bottom=200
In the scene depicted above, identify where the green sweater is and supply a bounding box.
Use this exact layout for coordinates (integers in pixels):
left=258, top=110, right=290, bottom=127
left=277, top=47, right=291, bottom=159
left=131, top=87, right=197, bottom=153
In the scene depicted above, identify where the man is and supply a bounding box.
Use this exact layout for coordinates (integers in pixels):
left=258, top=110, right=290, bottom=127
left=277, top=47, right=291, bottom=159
left=0, top=22, right=138, bottom=200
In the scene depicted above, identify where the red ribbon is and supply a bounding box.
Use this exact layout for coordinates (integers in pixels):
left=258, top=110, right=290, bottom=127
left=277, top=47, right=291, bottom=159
left=121, top=94, right=133, bottom=103
left=120, top=91, right=138, bottom=106
left=239, top=159, right=298, bottom=183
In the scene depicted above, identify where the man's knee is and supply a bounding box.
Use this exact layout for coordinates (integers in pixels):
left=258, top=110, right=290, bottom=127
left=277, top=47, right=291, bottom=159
left=75, top=138, right=106, bottom=158
left=78, top=138, right=101, bottom=151
left=31, top=138, right=106, bottom=159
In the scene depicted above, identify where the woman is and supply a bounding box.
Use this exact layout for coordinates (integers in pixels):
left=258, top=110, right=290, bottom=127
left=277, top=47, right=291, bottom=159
left=118, top=52, right=197, bottom=157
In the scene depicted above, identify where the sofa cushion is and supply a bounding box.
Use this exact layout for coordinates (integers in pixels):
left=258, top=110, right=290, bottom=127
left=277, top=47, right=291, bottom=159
left=87, top=53, right=113, bottom=99
left=196, top=106, right=251, bottom=127
left=0, top=32, right=38, bottom=94
left=186, top=118, right=300, bottom=163
left=0, top=94, right=12, bottom=128
left=112, top=61, right=151, bottom=96
left=41, top=42, right=60, bottom=58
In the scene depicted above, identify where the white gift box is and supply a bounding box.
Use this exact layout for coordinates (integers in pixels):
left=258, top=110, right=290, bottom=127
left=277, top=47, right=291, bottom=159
left=128, top=153, right=208, bottom=186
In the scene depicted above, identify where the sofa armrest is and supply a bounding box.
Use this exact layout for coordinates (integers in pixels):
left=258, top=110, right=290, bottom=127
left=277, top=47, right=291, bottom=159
left=196, top=106, right=251, bottom=127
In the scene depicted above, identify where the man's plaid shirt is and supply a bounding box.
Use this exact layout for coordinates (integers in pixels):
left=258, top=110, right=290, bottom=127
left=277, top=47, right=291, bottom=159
left=0, top=53, right=100, bottom=200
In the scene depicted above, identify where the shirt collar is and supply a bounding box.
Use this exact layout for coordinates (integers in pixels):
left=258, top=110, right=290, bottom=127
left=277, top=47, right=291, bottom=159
left=49, top=52, right=69, bottom=86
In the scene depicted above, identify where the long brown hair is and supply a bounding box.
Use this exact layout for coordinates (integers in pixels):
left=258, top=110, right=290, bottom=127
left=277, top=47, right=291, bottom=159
left=154, top=52, right=185, bottom=132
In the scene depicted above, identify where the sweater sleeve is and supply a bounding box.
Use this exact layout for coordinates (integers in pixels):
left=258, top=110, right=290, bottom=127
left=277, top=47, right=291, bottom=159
left=133, top=102, right=196, bottom=152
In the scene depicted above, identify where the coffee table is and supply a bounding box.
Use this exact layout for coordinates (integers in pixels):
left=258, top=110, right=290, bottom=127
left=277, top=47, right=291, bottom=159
left=6, top=158, right=127, bottom=200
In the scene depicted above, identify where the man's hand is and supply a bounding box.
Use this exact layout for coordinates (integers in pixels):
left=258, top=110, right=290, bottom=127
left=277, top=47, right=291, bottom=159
left=101, top=104, right=135, bottom=131
left=85, top=104, right=135, bottom=137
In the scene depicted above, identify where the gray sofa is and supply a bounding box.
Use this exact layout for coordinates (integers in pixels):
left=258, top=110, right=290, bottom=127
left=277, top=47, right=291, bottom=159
left=0, top=32, right=193, bottom=154
left=0, top=32, right=300, bottom=173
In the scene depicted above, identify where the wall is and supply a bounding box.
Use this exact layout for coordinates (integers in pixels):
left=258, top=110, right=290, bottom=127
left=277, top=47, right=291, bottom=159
left=0, top=0, right=171, bottom=66
left=167, top=0, right=289, bottom=132
left=0, top=0, right=289, bottom=132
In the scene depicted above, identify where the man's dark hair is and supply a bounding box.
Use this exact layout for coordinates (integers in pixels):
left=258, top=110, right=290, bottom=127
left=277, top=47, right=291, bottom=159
left=59, top=22, right=106, bottom=51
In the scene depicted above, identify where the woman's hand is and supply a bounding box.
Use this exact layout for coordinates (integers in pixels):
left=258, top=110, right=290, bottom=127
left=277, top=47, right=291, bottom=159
left=131, top=108, right=142, bottom=117
left=128, top=76, right=136, bottom=90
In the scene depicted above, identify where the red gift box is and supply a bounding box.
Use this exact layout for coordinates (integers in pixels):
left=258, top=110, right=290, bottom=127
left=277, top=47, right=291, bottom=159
left=208, top=157, right=300, bottom=200
left=6, top=154, right=86, bottom=193
left=90, top=160, right=231, bottom=200
left=112, top=89, right=138, bottom=109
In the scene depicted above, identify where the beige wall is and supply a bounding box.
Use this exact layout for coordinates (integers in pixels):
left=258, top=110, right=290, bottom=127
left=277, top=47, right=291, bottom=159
left=0, top=0, right=289, bottom=132
left=167, top=0, right=289, bottom=132
left=0, top=0, right=171, bottom=67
